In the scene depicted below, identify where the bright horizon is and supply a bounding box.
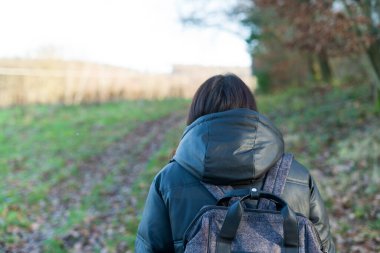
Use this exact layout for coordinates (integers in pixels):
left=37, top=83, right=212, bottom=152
left=0, top=0, right=251, bottom=73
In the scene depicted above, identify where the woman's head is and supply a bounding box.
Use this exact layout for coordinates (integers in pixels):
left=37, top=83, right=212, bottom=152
left=187, top=73, right=257, bottom=125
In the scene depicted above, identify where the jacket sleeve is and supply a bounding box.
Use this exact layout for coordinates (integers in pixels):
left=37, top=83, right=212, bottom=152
left=135, top=176, right=175, bottom=253
left=309, top=176, right=336, bottom=253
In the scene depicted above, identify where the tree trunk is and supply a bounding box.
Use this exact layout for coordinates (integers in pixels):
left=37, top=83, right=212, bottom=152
left=366, top=39, right=380, bottom=110
left=307, top=54, right=317, bottom=82
left=318, top=49, right=332, bottom=83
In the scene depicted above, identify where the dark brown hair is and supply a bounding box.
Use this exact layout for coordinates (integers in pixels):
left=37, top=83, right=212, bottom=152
left=187, top=73, right=257, bottom=125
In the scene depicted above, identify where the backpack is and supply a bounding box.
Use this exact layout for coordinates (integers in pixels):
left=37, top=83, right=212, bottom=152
left=183, top=154, right=326, bottom=253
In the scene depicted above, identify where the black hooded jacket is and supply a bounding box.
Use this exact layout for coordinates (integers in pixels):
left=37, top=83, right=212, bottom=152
left=135, top=109, right=335, bottom=253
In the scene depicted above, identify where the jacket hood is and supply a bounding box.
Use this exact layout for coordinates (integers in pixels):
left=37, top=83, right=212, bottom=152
left=173, top=108, right=284, bottom=185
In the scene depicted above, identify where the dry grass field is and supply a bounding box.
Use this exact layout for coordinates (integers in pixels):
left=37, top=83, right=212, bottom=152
left=0, top=58, right=256, bottom=107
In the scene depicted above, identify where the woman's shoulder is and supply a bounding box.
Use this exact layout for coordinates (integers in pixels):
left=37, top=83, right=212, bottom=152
left=286, top=158, right=312, bottom=186
left=154, top=160, right=200, bottom=192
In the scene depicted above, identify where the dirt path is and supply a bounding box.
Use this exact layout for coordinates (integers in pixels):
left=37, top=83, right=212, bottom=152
left=9, top=111, right=186, bottom=253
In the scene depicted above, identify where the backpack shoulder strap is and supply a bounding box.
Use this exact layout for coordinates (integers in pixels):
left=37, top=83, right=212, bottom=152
left=201, top=182, right=233, bottom=202
left=258, top=153, right=293, bottom=209
left=201, top=183, right=246, bottom=207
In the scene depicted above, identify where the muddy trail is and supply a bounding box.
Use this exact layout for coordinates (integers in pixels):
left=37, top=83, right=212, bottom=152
left=6, top=111, right=186, bottom=253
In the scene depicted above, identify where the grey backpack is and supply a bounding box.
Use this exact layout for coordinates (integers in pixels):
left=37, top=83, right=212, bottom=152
left=183, top=154, right=326, bottom=253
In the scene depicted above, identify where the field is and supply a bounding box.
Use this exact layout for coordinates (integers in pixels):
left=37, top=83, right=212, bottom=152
left=0, top=84, right=379, bottom=252
left=0, top=59, right=255, bottom=107
left=0, top=99, right=189, bottom=252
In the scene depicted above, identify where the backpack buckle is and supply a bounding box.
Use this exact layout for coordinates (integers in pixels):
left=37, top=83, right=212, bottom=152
left=250, top=187, right=259, bottom=199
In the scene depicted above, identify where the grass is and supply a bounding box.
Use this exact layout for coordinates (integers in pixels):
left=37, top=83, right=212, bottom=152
left=0, top=98, right=188, bottom=249
left=123, top=121, right=185, bottom=249
left=0, top=58, right=253, bottom=107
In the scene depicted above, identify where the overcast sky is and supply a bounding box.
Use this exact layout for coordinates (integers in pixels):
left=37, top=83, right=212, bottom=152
left=0, top=0, right=250, bottom=73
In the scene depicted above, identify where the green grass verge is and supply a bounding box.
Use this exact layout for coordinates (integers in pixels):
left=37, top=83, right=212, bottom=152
left=0, top=99, right=188, bottom=247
